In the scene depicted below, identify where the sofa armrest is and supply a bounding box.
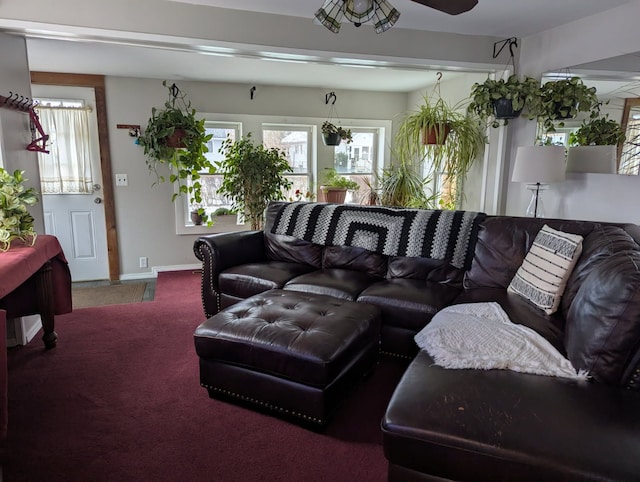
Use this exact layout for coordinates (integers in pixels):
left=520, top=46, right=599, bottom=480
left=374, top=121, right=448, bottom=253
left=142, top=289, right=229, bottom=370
left=193, top=230, right=267, bottom=317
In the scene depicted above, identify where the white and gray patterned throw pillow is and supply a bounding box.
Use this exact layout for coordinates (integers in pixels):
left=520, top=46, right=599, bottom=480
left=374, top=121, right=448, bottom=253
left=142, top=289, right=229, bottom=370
left=508, top=224, right=583, bottom=315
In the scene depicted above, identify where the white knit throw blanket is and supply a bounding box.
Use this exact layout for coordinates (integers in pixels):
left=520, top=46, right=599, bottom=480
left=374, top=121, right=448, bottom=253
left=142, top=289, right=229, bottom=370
left=415, top=302, right=588, bottom=381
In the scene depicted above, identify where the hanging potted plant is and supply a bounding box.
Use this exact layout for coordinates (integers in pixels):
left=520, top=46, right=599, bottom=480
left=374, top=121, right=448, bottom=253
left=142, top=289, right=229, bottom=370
left=216, top=133, right=292, bottom=230
left=394, top=90, right=485, bottom=209
left=138, top=80, right=214, bottom=224
left=319, top=168, right=359, bottom=203
left=569, top=115, right=626, bottom=147
left=321, top=121, right=353, bottom=146
left=468, top=74, right=541, bottom=127
left=0, top=168, right=38, bottom=252
left=565, top=114, right=626, bottom=174
left=536, top=76, right=599, bottom=131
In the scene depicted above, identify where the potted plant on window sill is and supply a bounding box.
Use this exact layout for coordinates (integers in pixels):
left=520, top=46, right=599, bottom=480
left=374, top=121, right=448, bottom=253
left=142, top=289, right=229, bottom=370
left=138, top=81, right=214, bottom=224
left=321, top=121, right=353, bottom=146
left=468, top=74, right=541, bottom=127
left=319, top=168, right=360, bottom=204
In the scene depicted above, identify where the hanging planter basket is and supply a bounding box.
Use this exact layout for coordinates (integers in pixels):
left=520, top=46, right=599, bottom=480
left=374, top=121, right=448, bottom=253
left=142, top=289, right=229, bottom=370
left=493, top=98, right=523, bottom=120
left=322, top=132, right=342, bottom=146
left=553, top=102, right=577, bottom=120
left=422, top=124, right=451, bottom=145
left=165, top=128, right=187, bottom=148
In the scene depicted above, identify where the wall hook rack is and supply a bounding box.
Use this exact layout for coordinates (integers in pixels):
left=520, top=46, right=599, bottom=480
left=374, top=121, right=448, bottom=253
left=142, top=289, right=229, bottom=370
left=250, top=86, right=256, bottom=100
left=1, top=91, right=49, bottom=153
left=325, top=92, right=337, bottom=105
left=493, top=37, right=518, bottom=59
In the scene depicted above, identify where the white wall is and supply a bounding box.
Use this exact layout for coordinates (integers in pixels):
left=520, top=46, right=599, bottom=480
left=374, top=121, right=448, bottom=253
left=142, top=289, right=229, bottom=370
left=506, top=1, right=640, bottom=223
left=105, top=77, right=407, bottom=276
left=0, top=33, right=43, bottom=232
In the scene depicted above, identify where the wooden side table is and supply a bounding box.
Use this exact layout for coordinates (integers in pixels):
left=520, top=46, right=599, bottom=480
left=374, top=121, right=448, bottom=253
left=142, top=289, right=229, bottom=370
left=0, top=235, right=72, bottom=348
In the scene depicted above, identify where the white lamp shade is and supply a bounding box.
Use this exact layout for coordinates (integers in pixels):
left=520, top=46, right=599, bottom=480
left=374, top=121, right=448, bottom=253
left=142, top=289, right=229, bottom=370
left=566, top=145, right=616, bottom=174
left=512, top=146, right=566, bottom=183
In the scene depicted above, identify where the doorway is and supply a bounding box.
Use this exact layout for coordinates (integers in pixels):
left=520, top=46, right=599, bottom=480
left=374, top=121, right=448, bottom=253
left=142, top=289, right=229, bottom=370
left=31, top=72, right=120, bottom=280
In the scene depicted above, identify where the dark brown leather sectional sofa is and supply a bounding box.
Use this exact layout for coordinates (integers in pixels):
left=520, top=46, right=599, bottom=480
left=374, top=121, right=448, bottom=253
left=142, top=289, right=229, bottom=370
left=194, top=201, right=640, bottom=481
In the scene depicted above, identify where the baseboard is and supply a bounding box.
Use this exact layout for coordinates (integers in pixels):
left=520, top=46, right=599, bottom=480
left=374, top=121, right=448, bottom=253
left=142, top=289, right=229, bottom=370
left=6, top=315, right=42, bottom=347
left=119, top=263, right=202, bottom=281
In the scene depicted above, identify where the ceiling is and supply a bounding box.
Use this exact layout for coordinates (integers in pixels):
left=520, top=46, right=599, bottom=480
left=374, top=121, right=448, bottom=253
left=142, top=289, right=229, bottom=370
left=13, top=0, right=640, bottom=92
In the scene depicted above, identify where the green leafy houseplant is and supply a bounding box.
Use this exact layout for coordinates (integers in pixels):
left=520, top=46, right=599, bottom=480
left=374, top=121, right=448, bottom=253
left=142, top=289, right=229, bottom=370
left=138, top=81, right=214, bottom=223
left=216, top=134, right=292, bottom=230
left=320, top=168, right=359, bottom=204
left=537, top=76, right=599, bottom=131
left=0, top=168, right=39, bottom=252
left=395, top=93, right=485, bottom=208
left=468, top=75, right=541, bottom=127
left=569, top=115, right=626, bottom=146
left=320, top=168, right=360, bottom=190
left=321, top=121, right=353, bottom=146
left=377, top=162, right=436, bottom=208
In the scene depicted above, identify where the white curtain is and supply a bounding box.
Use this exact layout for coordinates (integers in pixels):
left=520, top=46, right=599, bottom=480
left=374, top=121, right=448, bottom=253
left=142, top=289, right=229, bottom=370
left=37, top=107, right=94, bottom=193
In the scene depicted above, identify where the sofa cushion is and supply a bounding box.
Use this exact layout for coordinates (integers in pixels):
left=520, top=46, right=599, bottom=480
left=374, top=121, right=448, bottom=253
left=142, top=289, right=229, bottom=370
left=284, top=269, right=380, bottom=301
left=464, top=217, right=597, bottom=290
left=264, top=233, right=323, bottom=268
left=323, top=245, right=387, bottom=278
left=219, top=261, right=317, bottom=300
left=358, top=278, right=461, bottom=333
left=387, top=256, right=464, bottom=286
left=565, top=250, right=640, bottom=385
left=560, top=225, right=639, bottom=318
left=382, top=350, right=640, bottom=482
left=507, top=225, right=583, bottom=315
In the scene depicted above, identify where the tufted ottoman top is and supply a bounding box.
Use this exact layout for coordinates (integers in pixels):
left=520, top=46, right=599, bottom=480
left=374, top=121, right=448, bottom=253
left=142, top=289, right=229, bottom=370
left=194, top=289, right=381, bottom=387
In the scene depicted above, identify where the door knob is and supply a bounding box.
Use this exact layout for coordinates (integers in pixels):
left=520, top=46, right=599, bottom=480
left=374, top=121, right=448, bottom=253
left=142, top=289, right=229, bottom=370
left=94, top=197, right=103, bottom=204
left=93, top=184, right=102, bottom=191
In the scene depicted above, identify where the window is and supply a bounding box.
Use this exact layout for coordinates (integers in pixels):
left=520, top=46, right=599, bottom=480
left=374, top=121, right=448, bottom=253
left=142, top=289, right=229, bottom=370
left=185, top=122, right=240, bottom=223
left=332, top=128, right=378, bottom=204
left=263, top=124, right=313, bottom=201
left=35, top=99, right=94, bottom=194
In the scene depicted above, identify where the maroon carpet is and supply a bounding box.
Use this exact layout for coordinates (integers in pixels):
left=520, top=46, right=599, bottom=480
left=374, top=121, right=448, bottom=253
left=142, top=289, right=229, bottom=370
left=2, top=270, right=407, bottom=481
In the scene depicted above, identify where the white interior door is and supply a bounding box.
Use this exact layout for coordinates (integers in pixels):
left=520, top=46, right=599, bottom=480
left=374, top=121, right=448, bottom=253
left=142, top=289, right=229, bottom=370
left=33, top=85, right=109, bottom=282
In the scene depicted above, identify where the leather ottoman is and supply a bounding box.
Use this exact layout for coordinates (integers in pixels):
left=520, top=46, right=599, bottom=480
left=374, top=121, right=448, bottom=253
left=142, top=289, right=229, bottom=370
left=194, top=289, right=381, bottom=426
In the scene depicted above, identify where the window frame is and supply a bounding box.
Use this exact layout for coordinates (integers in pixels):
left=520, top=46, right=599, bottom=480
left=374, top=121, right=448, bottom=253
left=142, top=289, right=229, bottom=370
left=174, top=113, right=391, bottom=235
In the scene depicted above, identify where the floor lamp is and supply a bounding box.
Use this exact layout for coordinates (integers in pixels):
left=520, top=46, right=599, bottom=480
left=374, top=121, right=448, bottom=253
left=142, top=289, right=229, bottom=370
left=511, top=146, right=566, bottom=218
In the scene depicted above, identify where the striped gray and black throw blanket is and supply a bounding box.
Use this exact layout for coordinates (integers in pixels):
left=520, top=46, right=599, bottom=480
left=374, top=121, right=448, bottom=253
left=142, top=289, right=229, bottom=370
left=270, top=202, right=486, bottom=269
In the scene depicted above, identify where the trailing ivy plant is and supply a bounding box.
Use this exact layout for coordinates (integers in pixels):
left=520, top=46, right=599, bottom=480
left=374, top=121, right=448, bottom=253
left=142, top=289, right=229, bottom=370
left=0, top=168, right=38, bottom=251
left=467, top=75, right=541, bottom=127
left=321, top=122, right=353, bottom=144
left=569, top=115, right=626, bottom=146
left=216, top=133, right=292, bottom=230
left=536, top=76, right=599, bottom=131
left=138, top=81, right=214, bottom=223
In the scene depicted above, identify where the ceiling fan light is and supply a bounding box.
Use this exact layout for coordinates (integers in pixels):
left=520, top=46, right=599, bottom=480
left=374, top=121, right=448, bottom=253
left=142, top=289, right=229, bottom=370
left=344, top=0, right=376, bottom=23
left=314, top=0, right=345, bottom=33
left=373, top=0, right=400, bottom=33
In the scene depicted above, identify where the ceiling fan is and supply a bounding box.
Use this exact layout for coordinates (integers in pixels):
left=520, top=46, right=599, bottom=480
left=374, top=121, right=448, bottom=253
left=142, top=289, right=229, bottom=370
left=410, top=0, right=478, bottom=16
left=314, top=0, right=478, bottom=34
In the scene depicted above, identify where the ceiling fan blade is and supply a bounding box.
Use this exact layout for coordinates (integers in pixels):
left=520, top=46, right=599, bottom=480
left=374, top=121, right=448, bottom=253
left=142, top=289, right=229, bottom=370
left=410, top=0, right=478, bottom=15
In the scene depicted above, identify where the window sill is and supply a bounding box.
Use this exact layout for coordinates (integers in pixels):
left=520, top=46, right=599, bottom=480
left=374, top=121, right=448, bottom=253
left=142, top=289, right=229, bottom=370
left=177, top=215, right=252, bottom=235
